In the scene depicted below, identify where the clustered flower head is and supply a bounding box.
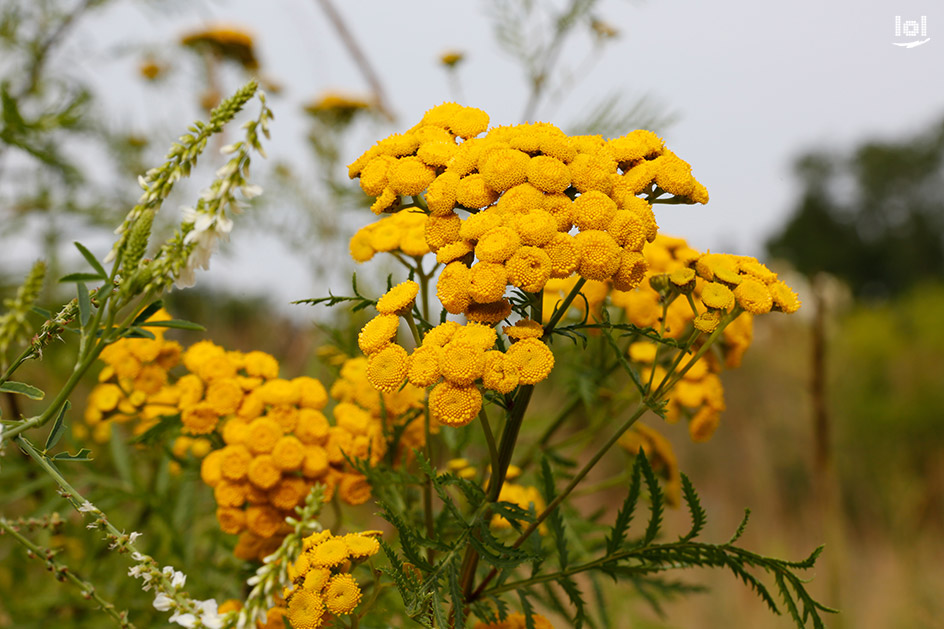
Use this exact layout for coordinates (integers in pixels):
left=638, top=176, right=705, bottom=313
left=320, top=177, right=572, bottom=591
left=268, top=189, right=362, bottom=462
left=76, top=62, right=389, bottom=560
left=80, top=309, right=183, bottom=443
left=357, top=283, right=555, bottom=426
left=348, top=102, right=709, bottom=323
left=264, top=529, right=381, bottom=629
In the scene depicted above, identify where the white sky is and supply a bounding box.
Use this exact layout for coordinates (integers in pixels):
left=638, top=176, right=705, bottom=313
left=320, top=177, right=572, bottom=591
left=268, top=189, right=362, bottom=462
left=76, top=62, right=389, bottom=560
left=33, top=0, right=944, bottom=310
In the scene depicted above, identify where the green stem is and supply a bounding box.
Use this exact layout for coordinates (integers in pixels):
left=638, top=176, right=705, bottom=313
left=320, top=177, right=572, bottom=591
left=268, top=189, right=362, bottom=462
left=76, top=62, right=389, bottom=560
left=423, top=402, right=435, bottom=564
left=0, top=518, right=134, bottom=628
left=479, top=406, right=499, bottom=483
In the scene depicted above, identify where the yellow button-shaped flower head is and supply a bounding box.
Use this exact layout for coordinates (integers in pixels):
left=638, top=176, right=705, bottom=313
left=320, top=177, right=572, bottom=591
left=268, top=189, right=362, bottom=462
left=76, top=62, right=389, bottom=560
left=734, top=277, right=773, bottom=314
left=503, top=318, right=543, bottom=340
left=652, top=150, right=696, bottom=198
left=426, top=171, right=460, bottom=216
left=511, top=210, right=557, bottom=246
left=358, top=314, right=399, bottom=355
left=469, top=261, right=508, bottom=304
left=770, top=280, right=802, bottom=314
left=376, top=280, right=420, bottom=315
left=527, top=154, right=571, bottom=193
left=408, top=345, right=443, bottom=387
left=440, top=340, right=486, bottom=386
left=476, top=226, right=521, bottom=263
left=458, top=210, right=503, bottom=241
left=481, top=148, right=530, bottom=192
left=505, top=246, right=552, bottom=293
left=358, top=155, right=394, bottom=196
left=287, top=588, right=325, bottom=629
left=437, top=262, right=472, bottom=315
left=425, top=211, right=462, bottom=251
left=574, top=230, right=621, bottom=281
left=422, top=320, right=461, bottom=347
left=542, top=232, right=578, bottom=279
left=701, top=282, right=735, bottom=311
left=367, top=344, right=409, bottom=393
left=453, top=322, right=499, bottom=351
left=504, top=338, right=555, bottom=385
left=606, top=129, right=664, bottom=163
left=324, top=573, right=363, bottom=616
left=572, top=190, right=618, bottom=231
left=465, top=298, right=513, bottom=324
left=341, top=532, right=381, bottom=559
left=429, top=381, right=482, bottom=427
left=607, top=210, right=648, bottom=251
left=456, top=173, right=499, bottom=209
left=612, top=250, right=649, bottom=291
left=481, top=350, right=520, bottom=394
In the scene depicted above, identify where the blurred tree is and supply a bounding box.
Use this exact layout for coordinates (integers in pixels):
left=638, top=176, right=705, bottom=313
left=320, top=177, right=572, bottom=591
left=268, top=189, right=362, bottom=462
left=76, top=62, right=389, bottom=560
left=767, top=116, right=944, bottom=298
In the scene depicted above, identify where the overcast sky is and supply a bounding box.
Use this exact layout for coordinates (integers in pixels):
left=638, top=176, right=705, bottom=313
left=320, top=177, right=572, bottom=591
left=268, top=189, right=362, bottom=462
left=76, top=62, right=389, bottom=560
left=59, top=0, right=944, bottom=308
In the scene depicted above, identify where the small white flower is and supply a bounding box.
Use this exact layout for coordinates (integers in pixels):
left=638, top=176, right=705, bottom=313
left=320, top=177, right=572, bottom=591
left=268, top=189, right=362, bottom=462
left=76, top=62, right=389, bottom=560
left=78, top=500, right=97, bottom=513
left=153, top=593, right=174, bottom=612
left=131, top=552, right=148, bottom=562
left=172, top=570, right=187, bottom=589
left=241, top=184, right=263, bottom=199
left=128, top=531, right=143, bottom=544
left=128, top=565, right=145, bottom=578
left=138, top=175, right=149, bottom=190
left=220, top=142, right=240, bottom=155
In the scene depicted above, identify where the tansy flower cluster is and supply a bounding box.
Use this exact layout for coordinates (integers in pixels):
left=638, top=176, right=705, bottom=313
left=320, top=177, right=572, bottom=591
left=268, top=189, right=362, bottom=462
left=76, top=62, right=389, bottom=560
left=349, top=209, right=430, bottom=262
left=81, top=309, right=182, bottom=443
left=358, top=282, right=555, bottom=426
left=329, top=355, right=429, bottom=461
left=474, top=612, right=554, bottom=629
left=273, top=529, right=381, bottom=629
left=348, top=102, right=709, bottom=324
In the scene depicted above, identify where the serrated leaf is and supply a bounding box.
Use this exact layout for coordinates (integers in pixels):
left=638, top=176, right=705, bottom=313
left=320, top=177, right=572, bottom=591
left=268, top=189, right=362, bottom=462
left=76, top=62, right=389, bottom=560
left=50, top=448, right=93, bottom=462
left=139, top=319, right=205, bottom=331
left=678, top=473, right=707, bottom=542
left=639, top=451, right=665, bottom=546
left=77, top=282, right=91, bottom=328
left=606, top=451, right=642, bottom=554
left=44, top=401, right=70, bottom=451
left=0, top=381, right=45, bottom=400
left=58, top=272, right=105, bottom=283
left=73, top=241, right=108, bottom=278
left=448, top=567, right=465, bottom=629
left=540, top=457, right=569, bottom=569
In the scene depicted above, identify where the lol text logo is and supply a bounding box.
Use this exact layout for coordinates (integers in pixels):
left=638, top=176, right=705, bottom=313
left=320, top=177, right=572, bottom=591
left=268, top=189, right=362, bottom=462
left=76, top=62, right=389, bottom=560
left=893, top=15, right=930, bottom=48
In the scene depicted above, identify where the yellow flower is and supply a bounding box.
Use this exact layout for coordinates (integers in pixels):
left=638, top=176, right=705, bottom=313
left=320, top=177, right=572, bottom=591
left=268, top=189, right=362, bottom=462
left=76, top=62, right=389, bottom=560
left=213, top=481, right=247, bottom=508
left=423, top=321, right=461, bottom=347
left=247, top=454, right=281, bottom=489
left=481, top=351, right=519, bottom=394
left=440, top=341, right=486, bottom=386
left=204, top=378, right=243, bottom=415
left=181, top=402, right=220, bottom=435
left=439, top=50, right=465, bottom=67
left=569, top=151, right=615, bottom=194
left=541, top=193, right=573, bottom=231
left=496, top=182, right=545, bottom=215
left=693, top=310, right=722, bottom=333
left=417, top=140, right=458, bottom=168
left=387, top=156, right=437, bottom=196
left=572, top=190, right=618, bottom=231
left=244, top=350, right=280, bottom=379
left=606, top=209, right=648, bottom=251
left=574, top=230, right=621, bottom=281
left=480, top=148, right=530, bottom=192
left=504, top=338, right=555, bottom=385
left=358, top=155, right=394, bottom=196
left=309, top=538, right=349, bottom=568
left=505, top=246, right=552, bottom=293
left=271, top=435, right=305, bottom=471
left=246, top=504, right=283, bottom=538
left=180, top=24, right=257, bottom=69
left=337, top=473, right=372, bottom=505
left=503, top=319, right=543, bottom=340
left=358, top=314, right=400, bottom=355
left=606, top=130, right=663, bottom=163
left=469, top=262, right=508, bottom=304
left=689, top=407, right=721, bottom=442
left=701, top=282, right=735, bottom=311
left=437, top=262, right=472, bottom=314
left=456, top=173, right=499, bottom=209
left=247, top=417, right=283, bottom=454
left=287, top=588, right=325, bottom=629
left=323, top=573, right=363, bottom=616
left=452, top=321, right=498, bottom=351
left=492, top=484, right=546, bottom=529
left=527, top=154, right=571, bottom=193
left=89, top=383, right=122, bottom=412
left=407, top=345, right=442, bottom=387
left=458, top=210, right=503, bottom=243
left=366, top=344, right=409, bottom=393
left=734, top=277, right=773, bottom=314
left=511, top=210, right=557, bottom=247
left=341, top=532, right=381, bottom=558
left=611, top=250, right=649, bottom=291
left=425, top=211, right=462, bottom=251
left=437, top=240, right=474, bottom=265
left=429, top=381, right=482, bottom=426
left=269, top=477, right=310, bottom=510
left=476, top=226, right=521, bottom=264
left=294, top=376, right=328, bottom=409
left=426, top=171, right=460, bottom=216
left=376, top=280, right=420, bottom=315
left=302, top=446, right=329, bottom=478
left=465, top=298, right=513, bottom=324
left=200, top=449, right=225, bottom=487
left=542, top=232, right=578, bottom=279
left=770, top=280, right=801, bottom=313
left=652, top=150, right=696, bottom=198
